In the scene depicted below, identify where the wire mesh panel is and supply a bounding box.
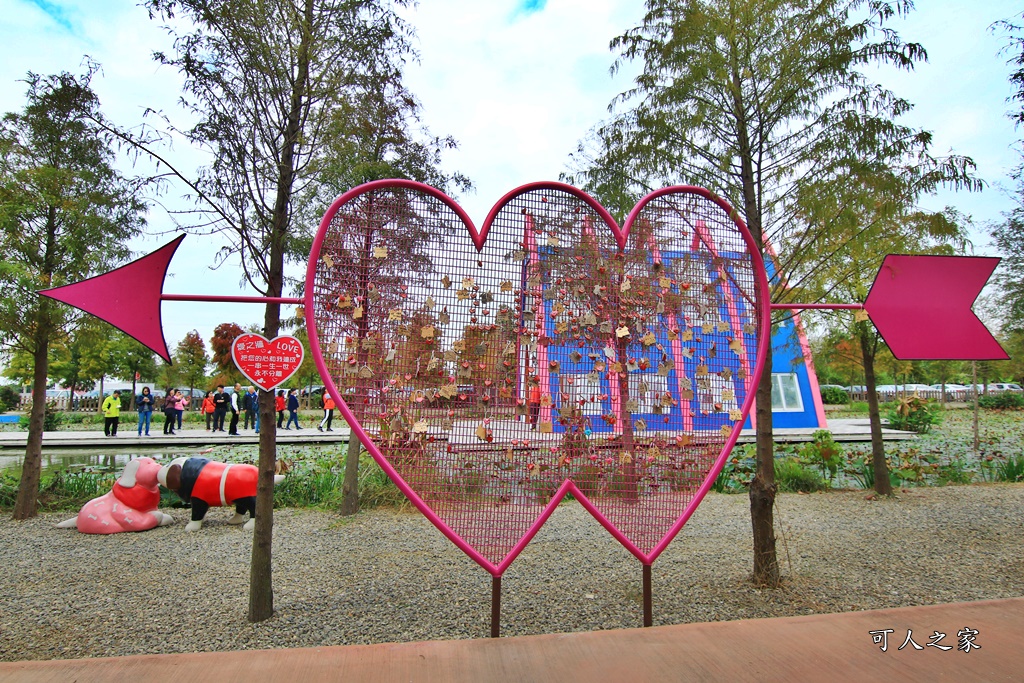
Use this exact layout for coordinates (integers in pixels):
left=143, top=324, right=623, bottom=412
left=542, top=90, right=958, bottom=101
left=307, top=181, right=764, bottom=571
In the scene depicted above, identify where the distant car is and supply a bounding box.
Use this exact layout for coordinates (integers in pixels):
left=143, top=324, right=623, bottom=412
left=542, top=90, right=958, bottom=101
left=874, top=384, right=931, bottom=397
left=846, top=385, right=866, bottom=393
left=818, top=384, right=847, bottom=392
left=990, top=383, right=1023, bottom=393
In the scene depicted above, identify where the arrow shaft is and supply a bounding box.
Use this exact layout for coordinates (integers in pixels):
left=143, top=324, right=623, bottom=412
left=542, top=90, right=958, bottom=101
left=770, top=303, right=864, bottom=310
left=161, top=294, right=303, bottom=305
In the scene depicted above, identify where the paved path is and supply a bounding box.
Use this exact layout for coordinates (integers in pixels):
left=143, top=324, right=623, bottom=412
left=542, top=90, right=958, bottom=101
left=0, top=597, right=1015, bottom=682
left=0, top=425, right=349, bottom=449
left=0, top=418, right=914, bottom=450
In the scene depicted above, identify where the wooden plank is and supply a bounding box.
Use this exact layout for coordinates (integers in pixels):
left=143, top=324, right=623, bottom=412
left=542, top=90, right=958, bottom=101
left=2, top=598, right=1018, bottom=682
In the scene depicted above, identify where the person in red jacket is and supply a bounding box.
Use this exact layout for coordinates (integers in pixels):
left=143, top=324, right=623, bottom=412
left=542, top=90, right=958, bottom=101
left=318, top=393, right=336, bottom=432
left=275, top=389, right=286, bottom=428
left=201, top=391, right=215, bottom=431
left=528, top=377, right=541, bottom=430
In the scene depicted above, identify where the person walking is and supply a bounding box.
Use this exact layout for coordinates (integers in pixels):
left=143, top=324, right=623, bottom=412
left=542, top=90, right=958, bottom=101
left=285, top=388, right=300, bottom=430
left=201, top=391, right=215, bottom=430
left=275, top=390, right=286, bottom=428
left=175, top=390, right=189, bottom=430
left=212, top=385, right=228, bottom=432
left=136, top=387, right=153, bottom=436
left=102, top=390, right=121, bottom=437
left=243, top=386, right=257, bottom=430
left=250, top=387, right=260, bottom=434
left=162, top=389, right=177, bottom=435
left=228, top=383, right=242, bottom=435
left=528, top=377, right=541, bottom=430
left=318, top=393, right=335, bottom=432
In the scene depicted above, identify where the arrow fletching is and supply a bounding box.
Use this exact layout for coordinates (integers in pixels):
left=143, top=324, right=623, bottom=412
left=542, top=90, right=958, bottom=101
left=864, top=254, right=1007, bottom=361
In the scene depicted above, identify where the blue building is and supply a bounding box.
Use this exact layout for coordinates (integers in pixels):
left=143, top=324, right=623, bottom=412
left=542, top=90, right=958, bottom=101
left=532, top=238, right=825, bottom=434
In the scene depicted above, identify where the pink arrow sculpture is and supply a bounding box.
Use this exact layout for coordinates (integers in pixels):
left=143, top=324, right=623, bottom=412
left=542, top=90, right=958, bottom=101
left=863, top=254, right=1008, bottom=360
left=39, top=235, right=302, bottom=362
left=40, top=235, right=184, bottom=362
left=38, top=180, right=1007, bottom=637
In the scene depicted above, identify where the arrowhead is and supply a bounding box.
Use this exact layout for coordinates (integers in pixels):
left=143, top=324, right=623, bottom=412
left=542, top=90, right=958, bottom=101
left=39, top=235, right=184, bottom=362
left=865, top=255, right=1008, bottom=360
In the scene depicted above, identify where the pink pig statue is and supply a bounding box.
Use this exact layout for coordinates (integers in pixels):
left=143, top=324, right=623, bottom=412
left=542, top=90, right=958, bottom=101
left=56, top=457, right=174, bottom=533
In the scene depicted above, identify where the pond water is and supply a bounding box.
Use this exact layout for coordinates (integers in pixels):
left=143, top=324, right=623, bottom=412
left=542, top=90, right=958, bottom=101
left=0, top=447, right=204, bottom=478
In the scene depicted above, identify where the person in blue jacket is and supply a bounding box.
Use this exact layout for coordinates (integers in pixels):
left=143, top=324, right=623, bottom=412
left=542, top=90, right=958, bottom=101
left=137, top=386, right=154, bottom=436
left=285, top=388, right=300, bottom=429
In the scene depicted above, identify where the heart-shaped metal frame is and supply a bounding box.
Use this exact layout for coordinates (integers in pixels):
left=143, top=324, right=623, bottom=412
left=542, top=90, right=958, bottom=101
left=304, top=180, right=770, bottom=576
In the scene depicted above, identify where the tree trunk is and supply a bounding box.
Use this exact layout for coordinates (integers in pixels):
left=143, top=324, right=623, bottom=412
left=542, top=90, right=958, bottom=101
left=13, top=322, right=50, bottom=520
left=340, top=435, right=361, bottom=516
left=247, top=0, right=313, bottom=624
left=248, top=389, right=277, bottom=622
left=972, top=361, right=979, bottom=453
left=728, top=59, right=778, bottom=586
left=341, top=212, right=375, bottom=516
left=749, top=341, right=779, bottom=586
left=614, top=333, right=638, bottom=501
left=859, top=329, right=892, bottom=496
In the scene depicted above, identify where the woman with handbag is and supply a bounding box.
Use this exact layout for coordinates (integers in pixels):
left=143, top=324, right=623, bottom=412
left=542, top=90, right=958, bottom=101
left=162, top=389, right=177, bottom=435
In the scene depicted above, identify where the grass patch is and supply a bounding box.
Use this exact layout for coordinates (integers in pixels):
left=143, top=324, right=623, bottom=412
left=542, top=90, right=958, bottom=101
left=995, top=455, right=1024, bottom=483
left=774, top=457, right=826, bottom=493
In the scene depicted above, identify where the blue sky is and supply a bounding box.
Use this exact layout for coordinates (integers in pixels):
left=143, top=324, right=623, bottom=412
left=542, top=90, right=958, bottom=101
left=25, top=0, right=72, bottom=30
left=514, top=0, right=547, bottom=16
left=0, top=0, right=1021, bottom=349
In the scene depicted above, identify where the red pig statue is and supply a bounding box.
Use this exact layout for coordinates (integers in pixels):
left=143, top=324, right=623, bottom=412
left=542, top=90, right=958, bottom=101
left=56, top=457, right=173, bottom=533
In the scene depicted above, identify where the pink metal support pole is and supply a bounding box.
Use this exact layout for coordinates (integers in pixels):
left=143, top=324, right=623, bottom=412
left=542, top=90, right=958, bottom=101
left=643, top=564, right=652, bottom=627
left=769, top=303, right=864, bottom=310
left=161, top=294, right=304, bottom=305
left=491, top=576, right=501, bottom=638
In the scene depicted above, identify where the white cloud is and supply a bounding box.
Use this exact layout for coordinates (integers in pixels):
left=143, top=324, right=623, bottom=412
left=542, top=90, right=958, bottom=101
left=0, top=0, right=1022, bottom=349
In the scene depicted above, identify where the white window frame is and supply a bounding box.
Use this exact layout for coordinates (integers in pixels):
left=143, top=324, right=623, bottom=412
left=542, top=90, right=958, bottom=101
left=771, top=373, right=804, bottom=412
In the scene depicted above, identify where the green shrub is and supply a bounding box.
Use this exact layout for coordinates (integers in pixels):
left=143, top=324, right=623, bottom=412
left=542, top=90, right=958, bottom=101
left=798, top=430, right=844, bottom=485
left=886, top=396, right=942, bottom=434
left=936, top=459, right=974, bottom=485
left=890, top=447, right=935, bottom=483
left=19, top=409, right=59, bottom=432
left=0, top=472, right=17, bottom=507
left=712, top=445, right=755, bottom=493
left=845, top=456, right=874, bottom=489
left=774, top=457, right=825, bottom=492
left=57, top=411, right=98, bottom=426
left=977, top=393, right=1024, bottom=410
left=820, top=386, right=849, bottom=404
left=356, top=453, right=407, bottom=509
left=995, top=455, right=1024, bottom=483
left=42, top=470, right=116, bottom=505
left=0, top=386, right=19, bottom=413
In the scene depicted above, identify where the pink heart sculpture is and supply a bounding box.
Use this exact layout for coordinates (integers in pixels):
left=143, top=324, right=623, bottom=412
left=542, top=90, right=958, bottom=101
left=231, top=333, right=304, bottom=391
left=305, top=180, right=769, bottom=575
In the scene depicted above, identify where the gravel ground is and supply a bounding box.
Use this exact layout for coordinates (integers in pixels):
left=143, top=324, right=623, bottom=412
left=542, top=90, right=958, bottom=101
left=2, top=483, right=1023, bottom=662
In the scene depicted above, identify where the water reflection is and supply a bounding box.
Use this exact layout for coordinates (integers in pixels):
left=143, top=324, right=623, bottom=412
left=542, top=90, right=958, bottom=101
left=0, top=447, right=203, bottom=478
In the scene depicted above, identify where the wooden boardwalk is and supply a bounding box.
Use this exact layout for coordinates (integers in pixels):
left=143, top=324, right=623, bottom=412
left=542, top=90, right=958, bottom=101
left=1, top=597, right=1018, bottom=682
left=0, top=418, right=914, bottom=451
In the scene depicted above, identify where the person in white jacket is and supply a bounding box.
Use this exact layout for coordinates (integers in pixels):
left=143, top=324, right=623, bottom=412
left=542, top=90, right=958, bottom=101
left=228, top=382, right=241, bottom=435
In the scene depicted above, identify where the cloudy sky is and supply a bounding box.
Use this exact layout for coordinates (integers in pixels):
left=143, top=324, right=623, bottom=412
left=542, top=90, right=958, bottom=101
left=1, top=0, right=1021, bottom=353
